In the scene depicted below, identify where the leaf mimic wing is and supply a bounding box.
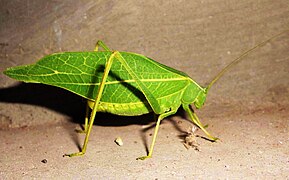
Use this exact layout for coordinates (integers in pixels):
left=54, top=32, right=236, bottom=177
left=4, top=52, right=192, bottom=105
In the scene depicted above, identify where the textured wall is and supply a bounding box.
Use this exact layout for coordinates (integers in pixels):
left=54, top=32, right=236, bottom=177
left=0, top=0, right=288, bottom=128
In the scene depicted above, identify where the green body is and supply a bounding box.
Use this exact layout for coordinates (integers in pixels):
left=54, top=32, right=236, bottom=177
left=4, top=51, right=207, bottom=116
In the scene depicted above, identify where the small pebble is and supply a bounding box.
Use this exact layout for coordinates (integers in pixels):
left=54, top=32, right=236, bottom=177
left=114, top=137, right=123, bottom=146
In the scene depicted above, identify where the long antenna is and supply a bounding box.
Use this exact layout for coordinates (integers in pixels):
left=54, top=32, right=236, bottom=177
left=206, top=29, right=289, bottom=91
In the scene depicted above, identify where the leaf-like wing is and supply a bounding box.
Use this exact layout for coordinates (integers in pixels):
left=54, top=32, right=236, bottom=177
left=4, top=52, right=192, bottom=105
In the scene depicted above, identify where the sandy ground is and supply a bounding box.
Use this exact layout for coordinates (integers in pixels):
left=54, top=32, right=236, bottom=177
left=1, top=105, right=288, bottom=179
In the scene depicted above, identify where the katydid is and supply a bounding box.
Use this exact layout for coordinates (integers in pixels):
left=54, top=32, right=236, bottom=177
left=3, top=30, right=288, bottom=160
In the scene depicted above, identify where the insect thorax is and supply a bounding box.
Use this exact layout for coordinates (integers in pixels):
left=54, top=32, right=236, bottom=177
left=182, top=82, right=207, bottom=109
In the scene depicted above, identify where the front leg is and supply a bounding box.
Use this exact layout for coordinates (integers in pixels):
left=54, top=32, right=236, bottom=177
left=182, top=104, right=218, bottom=142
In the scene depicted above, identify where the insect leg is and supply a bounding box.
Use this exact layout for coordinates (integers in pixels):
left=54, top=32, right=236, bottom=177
left=182, top=104, right=218, bottom=141
left=137, top=109, right=178, bottom=160
left=64, top=52, right=117, bottom=157
left=75, top=102, right=90, bottom=133
left=94, top=40, right=111, bottom=52
left=77, top=40, right=112, bottom=133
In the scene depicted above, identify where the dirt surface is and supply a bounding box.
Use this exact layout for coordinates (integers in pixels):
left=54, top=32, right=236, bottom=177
left=0, top=0, right=289, bottom=179
left=1, top=108, right=288, bottom=179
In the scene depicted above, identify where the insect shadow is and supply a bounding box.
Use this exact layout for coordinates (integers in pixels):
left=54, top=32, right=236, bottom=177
left=0, top=83, right=154, bottom=126
left=0, top=83, right=85, bottom=121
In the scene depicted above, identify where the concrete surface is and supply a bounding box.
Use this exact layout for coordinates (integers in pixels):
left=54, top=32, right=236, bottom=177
left=0, top=0, right=288, bottom=179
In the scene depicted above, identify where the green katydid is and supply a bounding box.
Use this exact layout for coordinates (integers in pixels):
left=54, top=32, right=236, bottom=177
left=3, top=30, right=288, bottom=160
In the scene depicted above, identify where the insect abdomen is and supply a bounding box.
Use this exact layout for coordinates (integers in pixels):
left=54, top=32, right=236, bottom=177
left=88, top=87, right=184, bottom=116
left=88, top=100, right=151, bottom=116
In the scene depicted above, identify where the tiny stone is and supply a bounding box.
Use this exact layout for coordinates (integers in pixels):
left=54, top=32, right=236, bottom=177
left=114, top=137, right=123, bottom=146
left=41, top=159, right=47, bottom=163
